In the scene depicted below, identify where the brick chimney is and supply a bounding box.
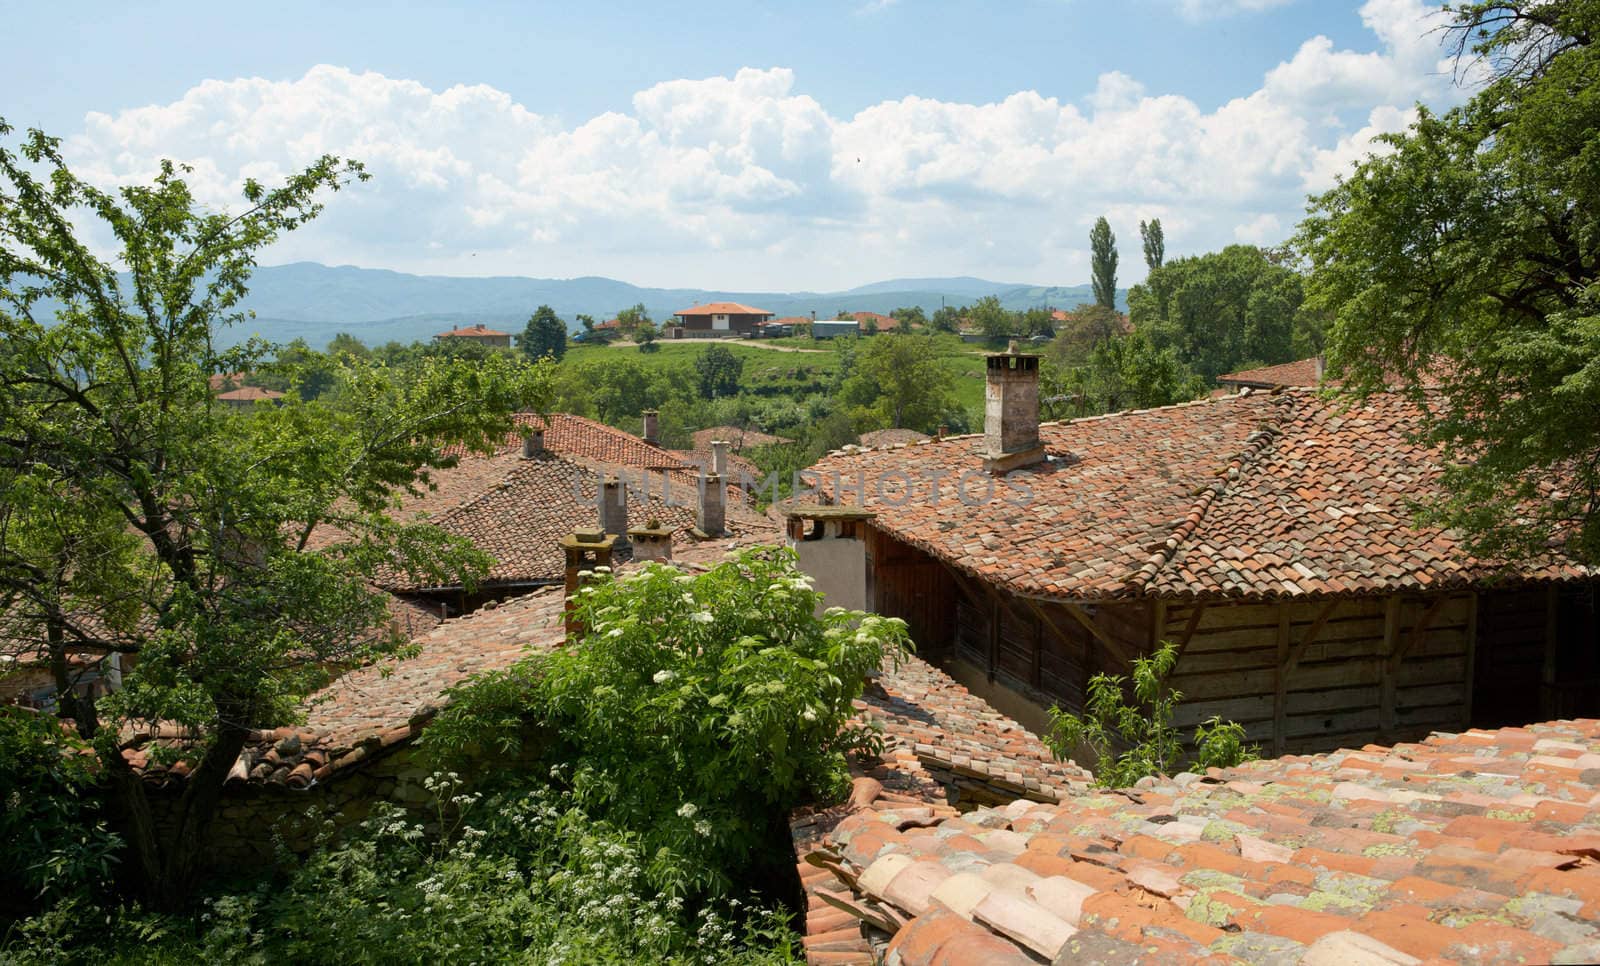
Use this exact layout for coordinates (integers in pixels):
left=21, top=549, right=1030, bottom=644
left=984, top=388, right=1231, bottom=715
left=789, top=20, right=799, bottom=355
left=627, top=523, right=673, bottom=562
left=710, top=440, right=729, bottom=477
left=642, top=410, right=660, bottom=446
left=698, top=473, right=726, bottom=536
left=521, top=428, right=545, bottom=458
left=983, top=341, right=1046, bottom=474
left=560, top=528, right=616, bottom=639
left=599, top=476, right=628, bottom=544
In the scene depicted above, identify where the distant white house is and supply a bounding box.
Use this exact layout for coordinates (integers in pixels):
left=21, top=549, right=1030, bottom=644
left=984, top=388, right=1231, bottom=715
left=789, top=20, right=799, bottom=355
left=810, top=318, right=860, bottom=339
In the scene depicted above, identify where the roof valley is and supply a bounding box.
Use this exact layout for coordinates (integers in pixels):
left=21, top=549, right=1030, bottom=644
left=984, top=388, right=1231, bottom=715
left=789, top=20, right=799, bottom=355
left=1123, top=391, right=1297, bottom=595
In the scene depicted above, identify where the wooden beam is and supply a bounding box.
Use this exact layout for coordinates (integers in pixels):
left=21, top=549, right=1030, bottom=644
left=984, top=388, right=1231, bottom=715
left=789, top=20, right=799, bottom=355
left=1391, top=595, right=1447, bottom=671
left=1151, top=600, right=1168, bottom=655
left=1272, top=606, right=1292, bottom=757
left=1462, top=591, right=1479, bottom=728
left=988, top=597, right=1000, bottom=683
left=1174, top=602, right=1208, bottom=658
left=1272, top=599, right=1339, bottom=757
left=1059, top=601, right=1136, bottom=671
left=1379, top=595, right=1405, bottom=736
left=1542, top=585, right=1560, bottom=720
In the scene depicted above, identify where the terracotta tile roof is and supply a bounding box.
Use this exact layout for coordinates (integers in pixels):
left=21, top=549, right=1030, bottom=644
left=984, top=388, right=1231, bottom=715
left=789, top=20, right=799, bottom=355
left=810, top=389, right=1592, bottom=603
left=853, top=312, right=894, bottom=326
left=691, top=426, right=792, bottom=452
left=1218, top=357, right=1325, bottom=388
left=377, top=453, right=774, bottom=592
left=435, top=323, right=510, bottom=338
left=208, top=372, right=249, bottom=391
left=858, top=428, right=931, bottom=449
left=675, top=301, right=773, bottom=316
left=442, top=412, right=684, bottom=470
left=215, top=386, right=285, bottom=402
left=797, top=718, right=1600, bottom=964
left=770, top=316, right=811, bottom=325
left=125, top=588, right=568, bottom=789
left=671, top=447, right=762, bottom=485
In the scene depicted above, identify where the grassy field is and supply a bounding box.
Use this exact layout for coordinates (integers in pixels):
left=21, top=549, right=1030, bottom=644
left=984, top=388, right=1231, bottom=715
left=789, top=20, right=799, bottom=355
left=563, top=334, right=996, bottom=425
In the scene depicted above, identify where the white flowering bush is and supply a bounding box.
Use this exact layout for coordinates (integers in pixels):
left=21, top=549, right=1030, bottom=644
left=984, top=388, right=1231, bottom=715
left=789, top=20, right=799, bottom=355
left=431, top=546, right=911, bottom=899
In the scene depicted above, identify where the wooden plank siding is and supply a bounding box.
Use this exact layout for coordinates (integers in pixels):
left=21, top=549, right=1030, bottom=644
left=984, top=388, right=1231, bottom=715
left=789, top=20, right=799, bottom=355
left=1163, top=594, right=1474, bottom=754
left=950, top=595, right=1145, bottom=715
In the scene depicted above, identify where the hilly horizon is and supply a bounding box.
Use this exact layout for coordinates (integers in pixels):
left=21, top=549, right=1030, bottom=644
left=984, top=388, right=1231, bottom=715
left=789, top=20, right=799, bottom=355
left=221, top=262, right=1125, bottom=347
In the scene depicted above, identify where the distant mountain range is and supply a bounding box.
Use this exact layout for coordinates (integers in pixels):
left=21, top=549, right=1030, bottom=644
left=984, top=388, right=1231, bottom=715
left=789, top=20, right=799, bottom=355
left=211, top=263, right=1125, bottom=348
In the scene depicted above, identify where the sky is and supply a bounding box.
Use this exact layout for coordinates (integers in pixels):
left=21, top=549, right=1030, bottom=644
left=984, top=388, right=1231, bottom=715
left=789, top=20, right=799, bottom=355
left=4, top=0, right=1469, bottom=291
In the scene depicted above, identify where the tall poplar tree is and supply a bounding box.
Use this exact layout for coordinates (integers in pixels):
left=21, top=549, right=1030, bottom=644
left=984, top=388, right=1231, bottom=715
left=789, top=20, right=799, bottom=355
left=1140, top=218, right=1165, bottom=271
left=1090, top=217, right=1119, bottom=309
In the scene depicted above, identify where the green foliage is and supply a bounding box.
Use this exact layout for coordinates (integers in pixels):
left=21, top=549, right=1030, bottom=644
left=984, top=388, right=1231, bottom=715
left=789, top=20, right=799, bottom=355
left=1041, top=332, right=1205, bottom=419
left=1141, top=218, right=1165, bottom=271
left=1090, top=216, right=1119, bottom=310
left=428, top=548, right=912, bottom=899
left=839, top=334, right=959, bottom=431
left=0, top=119, right=553, bottom=907
left=890, top=305, right=925, bottom=333
left=616, top=302, right=652, bottom=338
left=695, top=344, right=745, bottom=399
left=0, top=708, right=121, bottom=907
left=517, top=304, right=568, bottom=362
left=929, top=305, right=962, bottom=334
left=1043, top=643, right=1256, bottom=788
left=1296, top=1, right=1600, bottom=564
left=1129, top=244, right=1317, bottom=381
left=2, top=781, right=799, bottom=964
left=967, top=295, right=1013, bottom=341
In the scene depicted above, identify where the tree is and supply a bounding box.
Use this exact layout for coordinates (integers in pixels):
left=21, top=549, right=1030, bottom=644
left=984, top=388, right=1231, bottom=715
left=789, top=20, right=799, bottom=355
left=0, top=122, right=552, bottom=908
left=1297, top=1, right=1600, bottom=564
left=326, top=332, right=371, bottom=360
left=890, top=306, right=925, bottom=334
left=929, top=304, right=962, bottom=334
left=695, top=344, right=744, bottom=399
left=840, top=334, right=958, bottom=430
left=574, top=313, right=600, bottom=343
left=1041, top=332, right=1204, bottom=420
left=517, top=304, right=567, bottom=362
left=635, top=324, right=658, bottom=352
left=1129, top=245, right=1311, bottom=381
left=615, top=303, right=651, bottom=339
left=1090, top=216, right=1119, bottom=310
left=967, top=295, right=1014, bottom=341
left=857, top=313, right=879, bottom=336
left=1048, top=303, right=1126, bottom=363
left=1140, top=218, right=1165, bottom=271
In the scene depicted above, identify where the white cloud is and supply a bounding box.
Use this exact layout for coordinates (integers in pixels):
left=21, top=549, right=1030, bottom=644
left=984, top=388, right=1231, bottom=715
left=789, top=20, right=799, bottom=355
left=57, top=4, right=1460, bottom=290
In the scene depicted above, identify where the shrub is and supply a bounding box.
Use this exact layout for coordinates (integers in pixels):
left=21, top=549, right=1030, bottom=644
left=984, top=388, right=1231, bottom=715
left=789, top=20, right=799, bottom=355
left=0, top=707, right=121, bottom=909
left=1043, top=643, right=1256, bottom=788
left=428, top=547, right=911, bottom=898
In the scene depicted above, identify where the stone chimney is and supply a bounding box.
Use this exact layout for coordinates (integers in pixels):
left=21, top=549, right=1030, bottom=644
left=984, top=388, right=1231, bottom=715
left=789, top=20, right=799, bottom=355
left=1314, top=354, right=1327, bottom=382
left=642, top=410, right=660, bottom=447
left=627, top=523, right=674, bottom=562
left=599, top=476, right=628, bottom=544
left=983, top=341, right=1046, bottom=474
left=560, top=528, right=616, bottom=640
left=698, top=474, right=726, bottom=536
left=521, top=428, right=545, bottom=458
left=937, top=424, right=948, bottom=441
left=783, top=505, right=876, bottom=617
left=710, top=440, right=729, bottom=477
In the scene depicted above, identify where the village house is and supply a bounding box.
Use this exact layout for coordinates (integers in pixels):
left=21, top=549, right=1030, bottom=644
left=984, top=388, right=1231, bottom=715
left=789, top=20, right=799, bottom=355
left=433, top=323, right=512, bottom=348
left=215, top=385, right=286, bottom=408
left=672, top=301, right=773, bottom=336
left=1216, top=355, right=1327, bottom=391
left=794, top=345, right=1598, bottom=757
left=811, top=317, right=861, bottom=339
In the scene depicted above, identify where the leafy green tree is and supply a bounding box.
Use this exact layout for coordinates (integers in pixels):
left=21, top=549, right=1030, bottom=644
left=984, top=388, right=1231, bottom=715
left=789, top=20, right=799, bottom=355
left=1129, top=245, right=1309, bottom=381
left=430, top=549, right=911, bottom=899
left=1297, top=1, right=1600, bottom=564
left=857, top=312, right=879, bottom=336
left=968, top=295, right=1014, bottom=341
left=574, top=313, right=601, bottom=343
left=517, top=304, right=567, bottom=362
left=0, top=122, right=551, bottom=908
left=840, top=334, right=959, bottom=430
left=695, top=344, right=744, bottom=399
left=1041, top=332, right=1203, bottom=419
left=1140, top=218, right=1165, bottom=271
left=615, top=302, right=651, bottom=339
left=271, top=338, right=338, bottom=400
left=1044, top=643, right=1256, bottom=788
left=929, top=305, right=962, bottom=334
left=1048, top=303, right=1126, bottom=363
left=1090, top=216, right=1119, bottom=309
left=890, top=305, right=925, bottom=334
left=1018, top=307, right=1056, bottom=339
left=326, top=332, right=371, bottom=359
left=635, top=323, right=658, bottom=352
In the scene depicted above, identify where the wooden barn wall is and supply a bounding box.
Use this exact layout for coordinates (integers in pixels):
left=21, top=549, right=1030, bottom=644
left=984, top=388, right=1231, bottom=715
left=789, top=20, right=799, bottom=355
left=865, top=530, right=958, bottom=658
left=1163, top=593, right=1476, bottom=756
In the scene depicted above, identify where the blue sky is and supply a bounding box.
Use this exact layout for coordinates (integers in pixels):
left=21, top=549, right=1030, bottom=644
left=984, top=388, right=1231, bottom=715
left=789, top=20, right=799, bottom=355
left=5, top=0, right=1464, bottom=290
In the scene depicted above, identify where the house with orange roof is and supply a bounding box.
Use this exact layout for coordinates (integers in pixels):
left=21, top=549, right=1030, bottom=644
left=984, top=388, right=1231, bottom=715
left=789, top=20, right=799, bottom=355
left=1216, top=355, right=1327, bottom=390
left=793, top=345, right=1598, bottom=757
left=673, top=301, right=773, bottom=336
left=433, top=323, right=511, bottom=348
left=215, top=385, right=286, bottom=408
